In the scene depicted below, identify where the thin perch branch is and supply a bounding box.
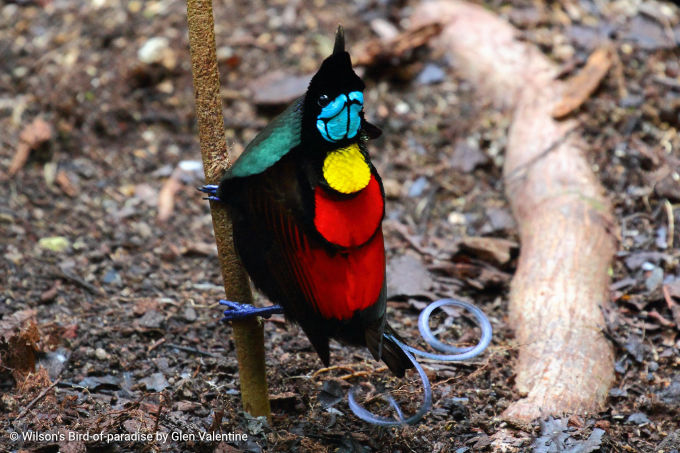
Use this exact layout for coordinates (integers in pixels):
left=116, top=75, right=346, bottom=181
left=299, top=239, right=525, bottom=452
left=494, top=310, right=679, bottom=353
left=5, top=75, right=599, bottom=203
left=186, top=0, right=271, bottom=420
left=413, top=1, right=617, bottom=421
left=15, top=377, right=61, bottom=421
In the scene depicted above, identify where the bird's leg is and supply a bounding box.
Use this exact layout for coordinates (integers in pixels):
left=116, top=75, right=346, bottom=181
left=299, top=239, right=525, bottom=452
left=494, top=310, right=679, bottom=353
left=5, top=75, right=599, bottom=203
left=201, top=185, right=281, bottom=320
left=219, top=300, right=284, bottom=321
left=198, top=184, right=221, bottom=202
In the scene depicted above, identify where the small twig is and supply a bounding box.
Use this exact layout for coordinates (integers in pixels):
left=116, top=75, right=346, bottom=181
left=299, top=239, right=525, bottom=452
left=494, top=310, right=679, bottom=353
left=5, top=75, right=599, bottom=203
left=665, top=200, right=674, bottom=250
left=653, top=75, right=680, bottom=90
left=209, top=407, right=224, bottom=433
left=15, top=378, right=61, bottom=421
left=551, top=46, right=614, bottom=119
left=55, top=267, right=104, bottom=296
left=431, top=375, right=460, bottom=388
left=339, top=367, right=388, bottom=380
left=647, top=310, right=674, bottom=327
left=340, top=371, right=371, bottom=380
left=56, top=381, right=87, bottom=390
left=163, top=343, right=217, bottom=357
left=385, top=220, right=432, bottom=256
left=662, top=285, right=676, bottom=311
left=147, top=338, right=166, bottom=352
left=153, top=393, right=165, bottom=435
left=353, top=22, right=443, bottom=66
left=312, top=364, right=363, bottom=378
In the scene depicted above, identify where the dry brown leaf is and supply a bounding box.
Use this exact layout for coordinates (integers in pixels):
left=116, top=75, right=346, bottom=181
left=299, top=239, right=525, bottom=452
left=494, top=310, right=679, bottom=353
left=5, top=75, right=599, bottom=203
left=552, top=47, right=613, bottom=119
left=40, top=280, right=61, bottom=302
left=56, top=170, right=78, bottom=197
left=0, top=310, right=41, bottom=382
left=353, top=22, right=443, bottom=66
left=386, top=254, right=434, bottom=298
left=132, top=298, right=160, bottom=316
left=181, top=240, right=218, bottom=256
left=460, top=236, right=518, bottom=266
left=16, top=366, right=53, bottom=395
left=157, top=175, right=182, bottom=222
left=8, top=117, right=52, bottom=176
left=0, top=309, right=37, bottom=342
left=8, top=143, right=32, bottom=177
left=249, top=70, right=313, bottom=105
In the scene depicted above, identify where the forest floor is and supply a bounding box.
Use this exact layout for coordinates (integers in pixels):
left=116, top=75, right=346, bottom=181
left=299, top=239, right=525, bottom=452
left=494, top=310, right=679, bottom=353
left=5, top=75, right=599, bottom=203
left=1, top=0, right=679, bottom=452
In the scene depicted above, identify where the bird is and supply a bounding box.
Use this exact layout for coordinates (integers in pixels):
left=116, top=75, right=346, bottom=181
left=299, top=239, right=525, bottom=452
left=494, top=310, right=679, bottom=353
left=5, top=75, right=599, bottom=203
left=207, top=26, right=413, bottom=377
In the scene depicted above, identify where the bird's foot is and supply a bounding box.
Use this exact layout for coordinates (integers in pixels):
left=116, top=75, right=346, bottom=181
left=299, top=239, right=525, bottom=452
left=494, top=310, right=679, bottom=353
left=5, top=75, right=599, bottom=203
left=198, top=185, right=221, bottom=202
left=219, top=300, right=284, bottom=321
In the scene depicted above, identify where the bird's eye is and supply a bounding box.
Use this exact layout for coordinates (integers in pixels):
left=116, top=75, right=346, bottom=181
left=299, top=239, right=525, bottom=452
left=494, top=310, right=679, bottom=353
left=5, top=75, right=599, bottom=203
left=318, top=95, right=330, bottom=107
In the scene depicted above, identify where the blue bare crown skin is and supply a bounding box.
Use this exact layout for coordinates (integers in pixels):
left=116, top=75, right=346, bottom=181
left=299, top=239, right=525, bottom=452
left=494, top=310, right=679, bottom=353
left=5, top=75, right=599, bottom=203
left=316, top=91, right=364, bottom=143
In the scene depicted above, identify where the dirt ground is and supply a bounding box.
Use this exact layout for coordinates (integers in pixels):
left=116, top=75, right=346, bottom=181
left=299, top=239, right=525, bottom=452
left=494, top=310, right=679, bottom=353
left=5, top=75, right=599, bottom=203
left=1, top=0, right=680, bottom=452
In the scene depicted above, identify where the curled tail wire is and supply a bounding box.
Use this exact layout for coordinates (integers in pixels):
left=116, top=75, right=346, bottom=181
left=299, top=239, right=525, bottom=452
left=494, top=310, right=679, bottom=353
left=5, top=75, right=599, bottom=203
left=348, top=298, right=492, bottom=426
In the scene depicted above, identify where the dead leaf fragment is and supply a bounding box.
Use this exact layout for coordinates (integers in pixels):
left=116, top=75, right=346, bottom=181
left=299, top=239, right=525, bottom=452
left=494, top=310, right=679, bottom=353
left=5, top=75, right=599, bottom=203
left=450, top=140, right=489, bottom=173
left=8, top=117, right=52, bottom=176
left=157, top=161, right=204, bottom=222
left=40, top=280, right=61, bottom=302
left=56, top=170, right=78, bottom=197
left=534, top=418, right=605, bottom=453
left=181, top=240, right=217, bottom=256
left=58, top=439, right=87, bottom=453
left=460, top=236, right=518, bottom=266
left=0, top=309, right=37, bottom=342
left=353, top=22, right=443, bottom=67
left=133, top=298, right=160, bottom=316
left=386, top=254, right=434, bottom=298
left=654, top=173, right=680, bottom=202
left=249, top=70, right=313, bottom=106
left=552, top=47, right=613, bottom=119
left=157, top=175, right=182, bottom=222
left=0, top=310, right=41, bottom=382
left=270, top=391, right=300, bottom=412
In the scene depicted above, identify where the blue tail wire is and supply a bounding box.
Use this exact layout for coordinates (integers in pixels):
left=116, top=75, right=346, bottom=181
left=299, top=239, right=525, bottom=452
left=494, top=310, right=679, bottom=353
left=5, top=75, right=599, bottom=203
left=218, top=297, right=492, bottom=426
left=347, top=298, right=492, bottom=426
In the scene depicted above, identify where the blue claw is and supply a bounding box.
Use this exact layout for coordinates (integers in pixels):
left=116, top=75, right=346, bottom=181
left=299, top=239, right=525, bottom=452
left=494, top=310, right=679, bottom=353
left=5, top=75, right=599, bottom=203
left=219, top=300, right=284, bottom=321
left=199, top=184, right=218, bottom=194
left=198, top=185, right=222, bottom=202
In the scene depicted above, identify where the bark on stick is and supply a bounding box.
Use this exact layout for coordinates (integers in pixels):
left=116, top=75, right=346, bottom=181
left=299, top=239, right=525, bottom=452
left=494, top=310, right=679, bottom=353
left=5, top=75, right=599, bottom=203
left=186, top=0, right=271, bottom=420
left=413, top=1, right=617, bottom=421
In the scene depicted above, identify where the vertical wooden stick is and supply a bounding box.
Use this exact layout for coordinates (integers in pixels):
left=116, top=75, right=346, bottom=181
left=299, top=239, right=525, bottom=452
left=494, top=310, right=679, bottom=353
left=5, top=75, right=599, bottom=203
left=185, top=0, right=271, bottom=421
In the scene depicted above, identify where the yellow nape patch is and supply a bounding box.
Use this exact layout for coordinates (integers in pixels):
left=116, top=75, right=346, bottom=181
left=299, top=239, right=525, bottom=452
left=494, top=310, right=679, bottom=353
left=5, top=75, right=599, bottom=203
left=322, top=143, right=371, bottom=194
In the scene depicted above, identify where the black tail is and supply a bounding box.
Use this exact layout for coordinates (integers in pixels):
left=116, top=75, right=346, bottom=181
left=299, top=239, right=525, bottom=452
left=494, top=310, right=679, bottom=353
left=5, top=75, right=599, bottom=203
left=365, top=322, right=414, bottom=378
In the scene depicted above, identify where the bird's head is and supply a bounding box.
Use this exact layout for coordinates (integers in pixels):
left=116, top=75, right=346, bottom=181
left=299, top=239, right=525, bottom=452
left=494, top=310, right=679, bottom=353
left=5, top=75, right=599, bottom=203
left=302, top=26, right=366, bottom=149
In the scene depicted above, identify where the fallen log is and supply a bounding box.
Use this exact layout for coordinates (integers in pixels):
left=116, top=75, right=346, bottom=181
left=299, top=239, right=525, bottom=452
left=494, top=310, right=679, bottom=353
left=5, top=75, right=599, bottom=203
left=413, top=1, right=617, bottom=421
